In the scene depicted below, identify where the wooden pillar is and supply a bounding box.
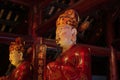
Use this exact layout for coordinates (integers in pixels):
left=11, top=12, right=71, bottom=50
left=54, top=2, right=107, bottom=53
left=106, top=13, right=118, bottom=80
left=109, top=46, right=118, bottom=80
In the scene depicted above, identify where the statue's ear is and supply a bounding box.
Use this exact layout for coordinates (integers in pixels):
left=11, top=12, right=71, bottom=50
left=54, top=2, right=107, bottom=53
left=71, top=28, right=77, bottom=42
left=72, top=28, right=77, bottom=36
left=19, top=52, right=23, bottom=60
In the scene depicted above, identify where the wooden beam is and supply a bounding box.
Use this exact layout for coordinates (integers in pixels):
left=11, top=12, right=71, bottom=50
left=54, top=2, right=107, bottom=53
left=10, top=0, right=33, bottom=7
left=0, top=32, right=33, bottom=45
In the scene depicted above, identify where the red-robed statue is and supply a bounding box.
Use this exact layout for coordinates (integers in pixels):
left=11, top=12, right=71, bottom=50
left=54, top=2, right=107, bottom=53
left=46, top=9, right=91, bottom=80
left=0, top=37, right=33, bottom=80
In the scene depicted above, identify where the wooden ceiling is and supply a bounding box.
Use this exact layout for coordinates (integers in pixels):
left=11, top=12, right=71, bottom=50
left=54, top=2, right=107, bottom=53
left=0, top=0, right=31, bottom=35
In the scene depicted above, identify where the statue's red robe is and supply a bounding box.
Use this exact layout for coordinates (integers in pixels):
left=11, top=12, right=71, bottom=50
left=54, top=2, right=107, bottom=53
left=6, top=61, right=32, bottom=80
left=46, top=44, right=91, bottom=80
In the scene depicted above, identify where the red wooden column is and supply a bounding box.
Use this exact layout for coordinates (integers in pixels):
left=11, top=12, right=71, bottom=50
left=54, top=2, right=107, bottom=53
left=106, top=13, right=118, bottom=80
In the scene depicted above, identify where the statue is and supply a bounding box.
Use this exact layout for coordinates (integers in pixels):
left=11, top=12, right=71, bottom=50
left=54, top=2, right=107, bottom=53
left=0, top=37, right=33, bottom=80
left=46, top=9, right=91, bottom=80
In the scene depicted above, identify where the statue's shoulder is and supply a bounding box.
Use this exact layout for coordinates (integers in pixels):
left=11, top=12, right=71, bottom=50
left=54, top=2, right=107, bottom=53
left=74, top=44, right=90, bottom=53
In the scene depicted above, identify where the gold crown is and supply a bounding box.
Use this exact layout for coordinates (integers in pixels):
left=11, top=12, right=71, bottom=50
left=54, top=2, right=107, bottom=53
left=9, top=37, right=25, bottom=53
left=56, top=9, right=80, bottom=28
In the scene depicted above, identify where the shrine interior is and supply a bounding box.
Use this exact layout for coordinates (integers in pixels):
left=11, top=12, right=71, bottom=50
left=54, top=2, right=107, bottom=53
left=0, top=0, right=120, bottom=80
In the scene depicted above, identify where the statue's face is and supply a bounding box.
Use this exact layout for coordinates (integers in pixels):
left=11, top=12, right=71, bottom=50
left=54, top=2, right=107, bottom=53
left=56, top=24, right=73, bottom=47
left=9, top=45, right=23, bottom=67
